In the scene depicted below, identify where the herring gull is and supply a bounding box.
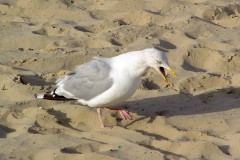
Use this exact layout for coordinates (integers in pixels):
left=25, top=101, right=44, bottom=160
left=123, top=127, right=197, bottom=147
left=37, top=48, right=176, bottom=128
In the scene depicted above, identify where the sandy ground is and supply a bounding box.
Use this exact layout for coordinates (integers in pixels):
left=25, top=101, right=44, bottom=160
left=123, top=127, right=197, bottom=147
left=0, top=0, right=240, bottom=159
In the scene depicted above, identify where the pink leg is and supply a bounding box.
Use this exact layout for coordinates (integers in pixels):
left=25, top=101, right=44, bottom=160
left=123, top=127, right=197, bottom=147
left=96, top=108, right=112, bottom=129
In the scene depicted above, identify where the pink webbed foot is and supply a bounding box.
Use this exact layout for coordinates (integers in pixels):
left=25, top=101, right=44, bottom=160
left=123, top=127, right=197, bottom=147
left=117, top=109, right=132, bottom=120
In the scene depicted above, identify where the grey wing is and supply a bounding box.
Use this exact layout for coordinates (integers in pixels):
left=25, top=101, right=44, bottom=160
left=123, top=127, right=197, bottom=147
left=55, top=59, right=113, bottom=100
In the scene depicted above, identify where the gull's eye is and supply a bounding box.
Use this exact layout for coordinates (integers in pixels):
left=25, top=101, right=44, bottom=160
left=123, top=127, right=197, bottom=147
left=156, top=60, right=162, bottom=64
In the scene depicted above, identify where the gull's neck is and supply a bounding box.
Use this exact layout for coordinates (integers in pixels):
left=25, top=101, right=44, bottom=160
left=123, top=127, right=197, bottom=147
left=111, top=51, right=149, bottom=78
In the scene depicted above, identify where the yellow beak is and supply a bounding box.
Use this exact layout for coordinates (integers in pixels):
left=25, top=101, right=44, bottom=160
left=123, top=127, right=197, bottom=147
left=159, top=67, right=176, bottom=83
left=169, top=68, right=176, bottom=77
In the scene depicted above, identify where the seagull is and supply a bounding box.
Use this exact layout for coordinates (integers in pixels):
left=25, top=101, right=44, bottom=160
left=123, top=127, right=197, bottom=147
left=37, top=48, right=176, bottom=128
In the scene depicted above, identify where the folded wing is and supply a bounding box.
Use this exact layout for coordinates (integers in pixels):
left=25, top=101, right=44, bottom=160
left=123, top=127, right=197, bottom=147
left=55, top=59, right=113, bottom=100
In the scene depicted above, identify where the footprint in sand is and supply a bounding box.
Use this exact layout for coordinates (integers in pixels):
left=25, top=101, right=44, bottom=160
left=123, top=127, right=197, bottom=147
left=61, top=142, right=117, bottom=154
left=184, top=48, right=240, bottom=73
left=14, top=74, right=53, bottom=86
left=140, top=78, right=160, bottom=90
left=202, top=3, right=240, bottom=28
left=28, top=123, right=64, bottom=135
left=177, top=74, right=230, bottom=94
left=203, top=4, right=240, bottom=21
left=32, top=28, right=48, bottom=36
left=0, top=0, right=13, bottom=6
left=61, top=0, right=75, bottom=7
left=32, top=26, right=66, bottom=36
left=198, top=87, right=240, bottom=106
left=74, top=26, right=92, bottom=33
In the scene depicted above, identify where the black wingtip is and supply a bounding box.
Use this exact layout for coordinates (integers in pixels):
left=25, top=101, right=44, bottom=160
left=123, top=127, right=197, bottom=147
left=36, top=92, right=76, bottom=101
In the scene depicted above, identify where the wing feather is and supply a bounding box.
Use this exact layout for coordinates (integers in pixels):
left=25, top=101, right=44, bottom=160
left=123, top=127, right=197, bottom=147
left=55, top=59, right=113, bottom=100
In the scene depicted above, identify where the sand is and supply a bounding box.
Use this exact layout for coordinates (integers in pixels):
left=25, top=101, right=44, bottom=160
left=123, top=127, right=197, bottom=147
left=0, top=0, right=240, bottom=159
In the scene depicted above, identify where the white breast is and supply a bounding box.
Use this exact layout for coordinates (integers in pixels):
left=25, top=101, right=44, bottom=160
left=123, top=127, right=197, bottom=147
left=82, top=68, right=141, bottom=108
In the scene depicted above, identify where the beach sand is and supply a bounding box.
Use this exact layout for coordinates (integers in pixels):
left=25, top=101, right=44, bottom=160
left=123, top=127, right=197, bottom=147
left=0, top=0, right=240, bottom=159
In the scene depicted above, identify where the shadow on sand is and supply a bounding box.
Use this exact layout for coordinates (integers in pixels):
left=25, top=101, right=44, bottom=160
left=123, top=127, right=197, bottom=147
left=124, top=87, right=240, bottom=120
left=0, top=124, right=16, bottom=138
left=39, top=86, right=240, bottom=126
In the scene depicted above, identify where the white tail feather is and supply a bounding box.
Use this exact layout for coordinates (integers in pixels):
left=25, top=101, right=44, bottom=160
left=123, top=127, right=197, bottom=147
left=36, top=93, right=44, bottom=99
